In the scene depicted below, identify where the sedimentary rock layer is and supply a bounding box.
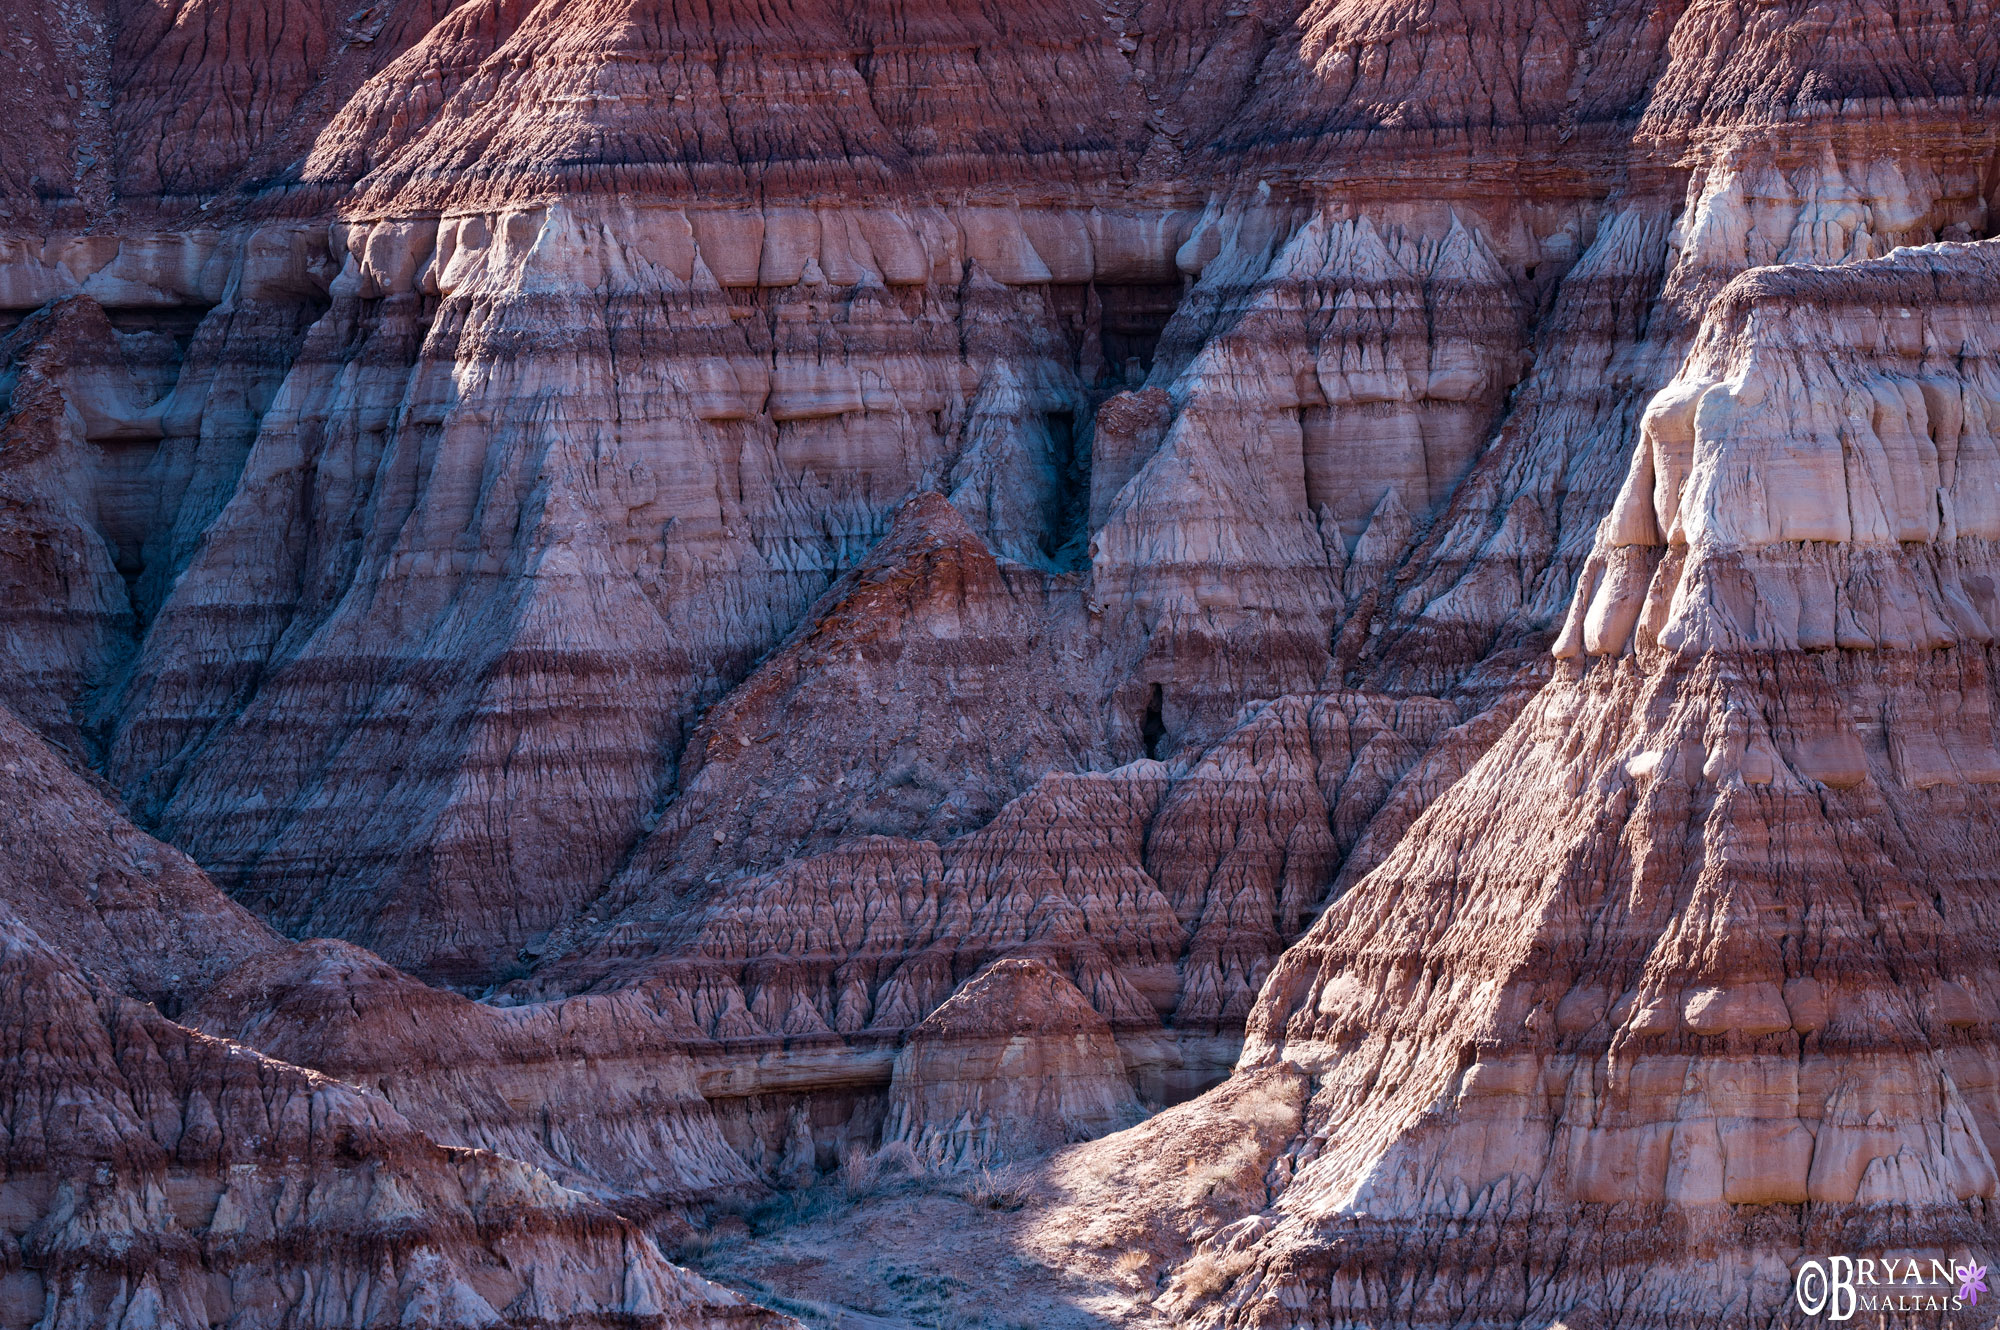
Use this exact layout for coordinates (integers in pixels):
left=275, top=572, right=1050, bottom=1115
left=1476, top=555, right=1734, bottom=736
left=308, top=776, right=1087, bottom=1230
left=0, top=918, right=789, bottom=1330
left=881, top=957, right=1144, bottom=1169
left=0, top=701, right=277, bottom=1005
left=0, top=704, right=790, bottom=1329
left=515, top=678, right=1463, bottom=1114
left=185, top=939, right=763, bottom=1235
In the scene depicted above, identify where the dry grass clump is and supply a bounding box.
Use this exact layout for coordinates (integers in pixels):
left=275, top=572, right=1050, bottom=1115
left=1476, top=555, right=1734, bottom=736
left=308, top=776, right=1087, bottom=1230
left=746, top=1186, right=842, bottom=1234
left=1182, top=1136, right=1264, bottom=1196
left=1174, top=1075, right=1306, bottom=1201
left=1235, top=1077, right=1306, bottom=1132
left=1174, top=1248, right=1256, bottom=1299
left=667, top=1224, right=737, bottom=1263
left=1113, top=1247, right=1155, bottom=1286
left=955, top=1164, right=1038, bottom=1211
left=837, top=1139, right=926, bottom=1199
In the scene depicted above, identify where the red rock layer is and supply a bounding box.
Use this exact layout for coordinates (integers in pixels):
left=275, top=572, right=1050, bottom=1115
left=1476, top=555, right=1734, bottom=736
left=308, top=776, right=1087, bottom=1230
left=1370, top=76, right=2000, bottom=693
left=0, top=690, right=777, bottom=1240
left=89, top=222, right=1188, bottom=986
left=0, top=299, right=145, bottom=750
left=0, top=2, right=1995, bottom=1323
left=8, top=0, right=1973, bottom=1003
left=0, top=701, right=277, bottom=1004
left=184, top=939, right=764, bottom=1236
left=578, top=491, right=1107, bottom=907
left=312, top=0, right=1173, bottom=214
left=108, top=0, right=462, bottom=216
left=501, top=676, right=1460, bottom=1162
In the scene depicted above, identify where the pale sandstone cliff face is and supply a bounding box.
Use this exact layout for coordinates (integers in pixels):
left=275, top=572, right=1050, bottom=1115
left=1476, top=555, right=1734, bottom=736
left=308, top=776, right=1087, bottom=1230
left=1045, top=240, right=2000, bottom=1330
left=0, top=0, right=1997, bottom=1324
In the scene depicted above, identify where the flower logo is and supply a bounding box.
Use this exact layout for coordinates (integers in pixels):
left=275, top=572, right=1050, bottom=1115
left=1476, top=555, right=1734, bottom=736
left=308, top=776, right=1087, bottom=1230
left=1958, top=1262, right=1988, bottom=1307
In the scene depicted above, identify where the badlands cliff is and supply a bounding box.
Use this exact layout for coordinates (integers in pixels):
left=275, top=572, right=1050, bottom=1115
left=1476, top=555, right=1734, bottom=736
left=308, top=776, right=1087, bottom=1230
left=0, top=0, right=1997, bottom=1323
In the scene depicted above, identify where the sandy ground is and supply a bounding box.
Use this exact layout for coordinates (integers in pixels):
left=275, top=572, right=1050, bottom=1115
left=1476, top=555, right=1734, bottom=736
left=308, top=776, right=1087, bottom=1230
left=676, top=1068, right=1315, bottom=1330
left=676, top=1162, right=1167, bottom=1330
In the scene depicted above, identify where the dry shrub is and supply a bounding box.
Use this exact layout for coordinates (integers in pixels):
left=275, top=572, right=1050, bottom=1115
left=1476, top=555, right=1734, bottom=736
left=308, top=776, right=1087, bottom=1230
left=667, top=1226, right=733, bottom=1264
left=1176, top=1080, right=1303, bottom=1200
left=836, top=1146, right=880, bottom=1197
left=1182, top=1138, right=1262, bottom=1197
left=1234, top=1079, right=1302, bottom=1133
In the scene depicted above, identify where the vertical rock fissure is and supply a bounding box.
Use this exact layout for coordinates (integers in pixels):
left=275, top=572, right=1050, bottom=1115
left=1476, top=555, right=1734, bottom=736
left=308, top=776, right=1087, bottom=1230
left=1142, top=682, right=1167, bottom=760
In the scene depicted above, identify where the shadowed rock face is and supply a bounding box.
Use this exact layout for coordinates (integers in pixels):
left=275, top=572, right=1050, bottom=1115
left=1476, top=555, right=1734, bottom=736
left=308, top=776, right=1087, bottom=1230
left=0, top=0, right=1997, bottom=1324
left=0, top=705, right=795, bottom=1329
left=0, top=922, right=791, bottom=1330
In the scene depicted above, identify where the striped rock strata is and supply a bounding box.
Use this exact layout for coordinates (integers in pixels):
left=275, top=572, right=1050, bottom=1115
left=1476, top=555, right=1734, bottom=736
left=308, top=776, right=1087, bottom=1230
left=0, top=702, right=791, bottom=1329
left=880, top=958, right=1144, bottom=1169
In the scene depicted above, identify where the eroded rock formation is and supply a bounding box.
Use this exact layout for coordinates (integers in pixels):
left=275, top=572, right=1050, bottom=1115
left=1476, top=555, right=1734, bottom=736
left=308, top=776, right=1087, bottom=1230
left=1080, top=240, right=2000, bottom=1330
left=0, top=0, right=1997, bottom=1323
left=0, top=704, right=792, bottom=1328
left=881, top=957, right=1144, bottom=1169
left=0, top=921, right=787, bottom=1330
